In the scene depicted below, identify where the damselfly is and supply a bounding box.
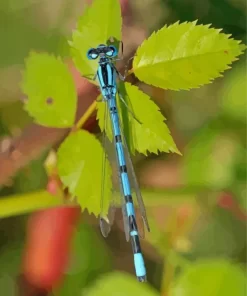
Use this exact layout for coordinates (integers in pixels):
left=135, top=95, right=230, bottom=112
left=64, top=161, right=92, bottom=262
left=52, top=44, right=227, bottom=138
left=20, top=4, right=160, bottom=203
left=86, top=44, right=150, bottom=282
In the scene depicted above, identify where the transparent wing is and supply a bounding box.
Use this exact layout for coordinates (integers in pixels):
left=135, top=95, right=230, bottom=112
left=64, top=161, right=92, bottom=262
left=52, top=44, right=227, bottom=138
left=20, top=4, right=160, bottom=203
left=119, top=126, right=150, bottom=239
left=117, top=81, right=139, bottom=155
left=116, top=91, right=150, bottom=237
left=99, top=99, right=130, bottom=241
left=102, top=141, right=130, bottom=242
left=99, top=101, right=116, bottom=237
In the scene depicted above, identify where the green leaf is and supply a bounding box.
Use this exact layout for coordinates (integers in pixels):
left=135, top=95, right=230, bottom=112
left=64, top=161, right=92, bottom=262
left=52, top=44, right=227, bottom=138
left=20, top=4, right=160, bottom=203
left=97, top=82, right=180, bottom=155
left=69, top=0, right=122, bottom=77
left=170, top=260, right=246, bottom=296
left=132, top=21, right=246, bottom=90
left=220, top=63, right=246, bottom=121
left=57, top=130, right=112, bottom=216
left=84, top=272, right=158, bottom=296
left=21, top=52, right=77, bottom=127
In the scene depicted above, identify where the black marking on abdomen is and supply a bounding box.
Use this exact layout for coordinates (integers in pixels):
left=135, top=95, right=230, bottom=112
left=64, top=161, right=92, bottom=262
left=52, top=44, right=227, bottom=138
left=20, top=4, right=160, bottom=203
left=130, top=233, right=142, bottom=254
left=115, top=135, right=122, bottom=143
left=129, top=215, right=138, bottom=232
left=125, top=195, right=133, bottom=203
left=110, top=106, right=117, bottom=113
left=119, top=165, right=127, bottom=173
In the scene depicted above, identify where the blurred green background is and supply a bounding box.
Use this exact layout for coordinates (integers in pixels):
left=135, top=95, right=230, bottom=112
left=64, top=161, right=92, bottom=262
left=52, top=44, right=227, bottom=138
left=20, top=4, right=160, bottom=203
left=0, top=0, right=246, bottom=295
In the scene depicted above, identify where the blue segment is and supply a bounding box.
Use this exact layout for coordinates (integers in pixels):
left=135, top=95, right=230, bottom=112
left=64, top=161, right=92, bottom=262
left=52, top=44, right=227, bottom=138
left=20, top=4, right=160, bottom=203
left=120, top=172, right=131, bottom=196
left=115, top=142, right=125, bottom=166
left=108, top=97, right=116, bottom=108
left=111, top=113, right=121, bottom=136
left=126, top=202, right=135, bottom=217
left=134, top=253, right=146, bottom=277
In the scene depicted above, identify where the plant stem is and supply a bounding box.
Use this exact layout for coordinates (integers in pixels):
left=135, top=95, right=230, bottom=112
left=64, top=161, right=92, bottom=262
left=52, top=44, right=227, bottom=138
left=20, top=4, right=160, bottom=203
left=0, top=186, right=220, bottom=219
left=75, top=100, right=97, bottom=131
left=0, top=190, right=64, bottom=219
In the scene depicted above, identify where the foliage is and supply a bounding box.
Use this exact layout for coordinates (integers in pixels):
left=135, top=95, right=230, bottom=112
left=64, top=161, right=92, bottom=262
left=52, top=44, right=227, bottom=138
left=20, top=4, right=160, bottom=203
left=132, top=21, right=245, bottom=90
left=170, top=260, right=246, bottom=296
left=57, top=130, right=112, bottom=216
left=0, top=0, right=245, bottom=294
left=17, top=0, right=246, bottom=230
left=97, top=82, right=180, bottom=155
left=69, top=0, right=122, bottom=77
left=84, top=272, right=159, bottom=296
left=21, top=52, right=77, bottom=127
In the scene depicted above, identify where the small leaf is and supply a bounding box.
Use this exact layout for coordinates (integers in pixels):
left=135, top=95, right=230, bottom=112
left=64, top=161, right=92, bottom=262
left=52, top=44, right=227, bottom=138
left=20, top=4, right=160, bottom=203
left=21, top=52, right=77, bottom=127
left=97, top=83, right=180, bottom=155
left=85, top=272, right=158, bottom=296
left=57, top=130, right=112, bottom=216
left=132, top=21, right=246, bottom=90
left=170, top=260, right=246, bottom=296
left=70, top=0, right=122, bottom=77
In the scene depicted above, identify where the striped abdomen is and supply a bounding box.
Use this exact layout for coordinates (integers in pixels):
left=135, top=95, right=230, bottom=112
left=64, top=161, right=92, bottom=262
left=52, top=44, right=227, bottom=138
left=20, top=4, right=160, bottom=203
left=107, top=95, right=147, bottom=282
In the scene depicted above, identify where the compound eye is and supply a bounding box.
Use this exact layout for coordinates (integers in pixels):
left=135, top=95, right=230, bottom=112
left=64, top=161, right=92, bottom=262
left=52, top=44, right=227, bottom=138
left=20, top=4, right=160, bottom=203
left=87, top=48, right=99, bottom=60
left=106, top=45, right=117, bottom=57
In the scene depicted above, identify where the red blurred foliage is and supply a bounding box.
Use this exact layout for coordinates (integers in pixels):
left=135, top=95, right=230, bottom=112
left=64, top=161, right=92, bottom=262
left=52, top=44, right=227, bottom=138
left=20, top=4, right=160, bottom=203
left=218, top=192, right=235, bottom=209
left=23, top=207, right=81, bottom=290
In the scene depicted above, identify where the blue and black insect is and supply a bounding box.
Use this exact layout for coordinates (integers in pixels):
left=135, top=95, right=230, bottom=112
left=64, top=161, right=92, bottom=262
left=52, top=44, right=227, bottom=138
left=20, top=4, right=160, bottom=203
left=86, top=44, right=150, bottom=282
